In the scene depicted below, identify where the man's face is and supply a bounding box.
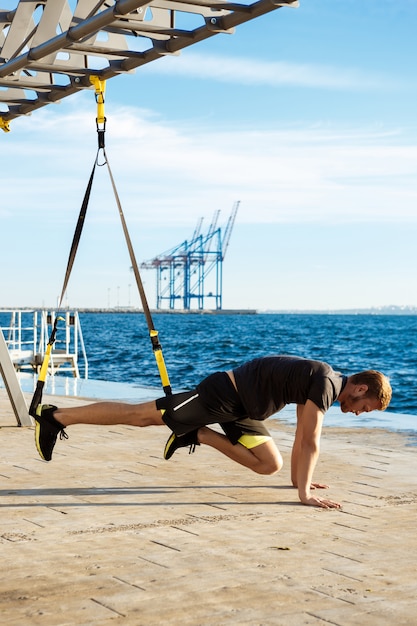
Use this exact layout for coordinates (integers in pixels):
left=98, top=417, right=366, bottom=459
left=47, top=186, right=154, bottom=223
left=339, top=393, right=382, bottom=415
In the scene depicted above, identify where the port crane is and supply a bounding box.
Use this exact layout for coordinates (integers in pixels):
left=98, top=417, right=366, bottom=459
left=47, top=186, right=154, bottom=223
left=140, top=201, right=239, bottom=310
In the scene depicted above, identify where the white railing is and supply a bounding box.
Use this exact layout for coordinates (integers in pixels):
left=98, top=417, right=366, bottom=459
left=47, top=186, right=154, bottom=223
left=0, top=309, right=88, bottom=379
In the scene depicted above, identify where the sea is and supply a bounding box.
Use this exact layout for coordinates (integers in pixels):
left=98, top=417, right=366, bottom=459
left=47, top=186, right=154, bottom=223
left=2, top=311, right=417, bottom=441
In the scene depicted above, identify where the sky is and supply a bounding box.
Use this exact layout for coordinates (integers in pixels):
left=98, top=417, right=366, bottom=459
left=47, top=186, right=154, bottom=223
left=1, top=0, right=417, bottom=312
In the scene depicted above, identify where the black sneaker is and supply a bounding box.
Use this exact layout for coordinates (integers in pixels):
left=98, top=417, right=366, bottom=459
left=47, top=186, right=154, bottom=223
left=34, top=404, right=68, bottom=461
left=164, top=430, right=200, bottom=460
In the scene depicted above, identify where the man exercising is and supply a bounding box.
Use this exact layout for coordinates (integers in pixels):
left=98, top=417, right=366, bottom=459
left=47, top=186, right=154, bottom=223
left=33, top=355, right=392, bottom=509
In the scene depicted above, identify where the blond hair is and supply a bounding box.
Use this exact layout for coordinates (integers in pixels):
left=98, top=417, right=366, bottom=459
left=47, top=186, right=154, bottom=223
left=349, top=370, right=392, bottom=411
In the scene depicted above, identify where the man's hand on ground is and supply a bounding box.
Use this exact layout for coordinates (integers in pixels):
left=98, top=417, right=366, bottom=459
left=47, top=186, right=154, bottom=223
left=310, top=482, right=329, bottom=490
left=301, top=495, right=342, bottom=509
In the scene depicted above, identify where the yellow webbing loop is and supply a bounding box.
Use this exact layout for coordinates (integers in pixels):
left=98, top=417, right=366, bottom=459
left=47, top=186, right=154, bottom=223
left=37, top=317, right=64, bottom=382
left=150, top=330, right=171, bottom=391
left=0, top=117, right=10, bottom=133
left=90, top=76, right=106, bottom=127
left=29, top=316, right=65, bottom=417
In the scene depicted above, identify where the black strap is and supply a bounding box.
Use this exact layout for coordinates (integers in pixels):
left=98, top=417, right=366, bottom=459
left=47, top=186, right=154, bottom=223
left=102, top=147, right=172, bottom=395
left=29, top=154, right=99, bottom=415
left=58, top=155, right=98, bottom=309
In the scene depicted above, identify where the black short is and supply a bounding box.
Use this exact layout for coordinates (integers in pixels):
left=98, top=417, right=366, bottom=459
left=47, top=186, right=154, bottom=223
left=156, top=371, right=271, bottom=444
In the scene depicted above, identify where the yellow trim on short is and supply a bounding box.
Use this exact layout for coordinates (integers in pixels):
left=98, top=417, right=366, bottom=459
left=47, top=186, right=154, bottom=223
left=238, top=434, right=272, bottom=449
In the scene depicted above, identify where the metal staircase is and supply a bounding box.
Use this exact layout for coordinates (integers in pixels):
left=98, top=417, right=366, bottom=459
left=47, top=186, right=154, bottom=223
left=0, top=309, right=89, bottom=425
left=0, top=309, right=88, bottom=378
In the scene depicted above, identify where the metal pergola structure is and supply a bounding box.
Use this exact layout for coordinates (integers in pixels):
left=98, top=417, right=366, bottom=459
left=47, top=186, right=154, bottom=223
left=0, top=0, right=298, bottom=131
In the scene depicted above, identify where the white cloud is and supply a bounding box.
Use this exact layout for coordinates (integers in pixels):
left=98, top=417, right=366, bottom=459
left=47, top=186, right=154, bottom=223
left=3, top=104, right=417, bottom=235
left=2, top=105, right=416, bottom=310
left=142, top=52, right=395, bottom=90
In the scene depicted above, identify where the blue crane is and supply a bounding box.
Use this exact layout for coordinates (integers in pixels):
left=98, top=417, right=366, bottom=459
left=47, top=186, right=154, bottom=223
left=140, top=202, right=239, bottom=310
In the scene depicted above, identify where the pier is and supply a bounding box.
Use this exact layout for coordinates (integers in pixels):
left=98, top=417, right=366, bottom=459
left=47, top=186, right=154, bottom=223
left=0, top=387, right=416, bottom=625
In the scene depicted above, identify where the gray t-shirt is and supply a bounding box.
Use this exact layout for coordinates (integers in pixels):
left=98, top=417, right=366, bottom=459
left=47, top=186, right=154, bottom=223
left=233, top=356, right=346, bottom=420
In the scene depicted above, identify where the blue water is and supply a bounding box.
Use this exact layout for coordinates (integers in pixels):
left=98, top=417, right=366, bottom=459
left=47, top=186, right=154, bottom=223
left=2, top=312, right=417, bottom=436
left=77, top=312, right=416, bottom=412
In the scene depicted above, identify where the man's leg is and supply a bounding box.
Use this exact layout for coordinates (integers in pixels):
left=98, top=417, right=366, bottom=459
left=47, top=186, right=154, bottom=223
left=34, top=400, right=165, bottom=461
left=54, top=401, right=165, bottom=428
left=197, top=427, right=283, bottom=475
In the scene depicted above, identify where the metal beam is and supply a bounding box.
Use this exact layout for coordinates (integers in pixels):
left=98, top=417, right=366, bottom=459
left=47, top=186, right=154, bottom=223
left=0, top=0, right=298, bottom=126
left=0, top=330, right=32, bottom=426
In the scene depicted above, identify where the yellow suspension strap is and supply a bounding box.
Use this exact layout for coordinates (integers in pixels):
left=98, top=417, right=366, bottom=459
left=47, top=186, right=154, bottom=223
left=90, top=75, right=106, bottom=149
left=92, top=80, right=172, bottom=395
left=118, top=184, right=172, bottom=395
left=0, top=117, right=10, bottom=133
left=29, top=315, right=64, bottom=417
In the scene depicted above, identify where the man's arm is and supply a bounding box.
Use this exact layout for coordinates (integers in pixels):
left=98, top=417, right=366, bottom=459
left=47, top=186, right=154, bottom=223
left=291, top=404, right=304, bottom=487
left=292, top=400, right=341, bottom=509
left=291, top=404, right=329, bottom=490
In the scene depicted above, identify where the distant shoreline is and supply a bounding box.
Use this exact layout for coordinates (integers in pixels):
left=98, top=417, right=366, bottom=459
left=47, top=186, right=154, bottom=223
left=1, top=306, right=417, bottom=316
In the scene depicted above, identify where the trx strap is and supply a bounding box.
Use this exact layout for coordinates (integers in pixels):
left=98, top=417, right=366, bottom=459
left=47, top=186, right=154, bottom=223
left=29, top=160, right=96, bottom=417
left=29, top=113, right=100, bottom=417
left=29, top=78, right=171, bottom=417
left=29, top=315, right=62, bottom=416
left=90, top=76, right=172, bottom=396
left=103, top=148, right=172, bottom=396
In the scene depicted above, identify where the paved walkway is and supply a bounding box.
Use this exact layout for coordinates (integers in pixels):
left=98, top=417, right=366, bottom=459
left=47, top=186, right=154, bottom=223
left=1, top=391, right=416, bottom=625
